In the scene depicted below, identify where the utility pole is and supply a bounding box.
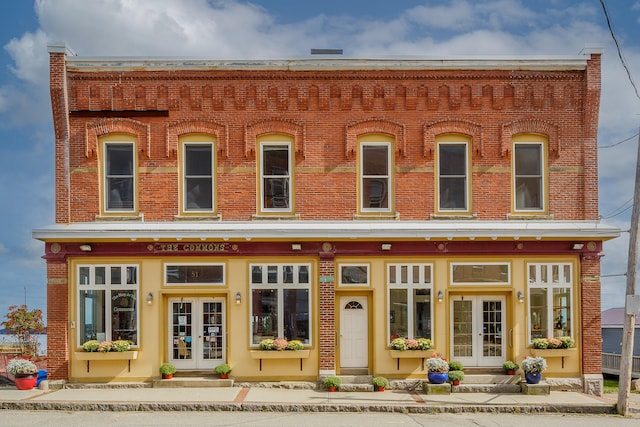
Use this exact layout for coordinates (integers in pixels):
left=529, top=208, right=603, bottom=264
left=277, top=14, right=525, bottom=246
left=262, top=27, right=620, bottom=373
left=617, top=128, right=640, bottom=416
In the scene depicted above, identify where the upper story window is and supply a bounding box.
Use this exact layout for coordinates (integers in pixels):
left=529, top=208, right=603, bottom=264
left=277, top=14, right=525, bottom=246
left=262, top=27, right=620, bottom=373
left=182, top=137, right=215, bottom=213
left=103, top=140, right=135, bottom=213
left=360, top=138, right=392, bottom=213
left=513, top=137, right=546, bottom=213
left=259, top=138, right=292, bottom=213
left=437, top=140, right=469, bottom=213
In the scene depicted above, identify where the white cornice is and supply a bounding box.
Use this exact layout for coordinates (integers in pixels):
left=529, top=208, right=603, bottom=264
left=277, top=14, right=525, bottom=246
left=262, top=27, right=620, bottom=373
left=32, top=220, right=620, bottom=242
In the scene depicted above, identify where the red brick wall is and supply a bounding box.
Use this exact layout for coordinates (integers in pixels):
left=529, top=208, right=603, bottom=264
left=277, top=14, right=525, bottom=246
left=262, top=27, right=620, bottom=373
left=319, top=257, right=336, bottom=371
left=55, top=58, right=600, bottom=223
left=46, top=258, right=69, bottom=380
left=580, top=256, right=603, bottom=375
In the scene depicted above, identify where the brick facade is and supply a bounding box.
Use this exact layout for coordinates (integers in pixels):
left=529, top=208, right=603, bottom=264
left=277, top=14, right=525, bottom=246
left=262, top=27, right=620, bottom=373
left=38, top=45, right=619, bottom=392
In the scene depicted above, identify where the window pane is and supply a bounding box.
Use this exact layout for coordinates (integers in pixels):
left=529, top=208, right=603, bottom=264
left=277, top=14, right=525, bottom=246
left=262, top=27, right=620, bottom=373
left=110, top=267, right=121, bottom=285
left=553, top=287, right=571, bottom=337
left=165, top=265, right=224, bottom=284
left=439, top=144, right=466, bottom=175
left=111, top=289, right=137, bottom=344
left=79, top=267, right=90, bottom=285
left=267, top=265, right=278, bottom=283
left=284, top=289, right=309, bottom=343
left=263, top=146, right=289, bottom=175
left=264, top=177, right=289, bottom=208
left=95, top=267, right=106, bottom=285
left=283, top=266, right=294, bottom=284
left=389, top=289, right=408, bottom=340
left=515, top=144, right=542, bottom=210
left=452, top=264, right=509, bottom=284
left=106, top=144, right=134, bottom=211
left=440, top=177, right=466, bottom=209
left=363, top=178, right=388, bottom=208
left=413, top=289, right=431, bottom=338
left=251, top=266, right=263, bottom=284
left=298, top=266, right=309, bottom=284
left=363, top=145, right=388, bottom=175
left=126, top=266, right=137, bottom=284
left=186, top=178, right=213, bottom=210
left=529, top=288, right=547, bottom=339
left=185, top=145, right=212, bottom=175
left=80, top=290, right=105, bottom=342
left=252, top=289, right=278, bottom=344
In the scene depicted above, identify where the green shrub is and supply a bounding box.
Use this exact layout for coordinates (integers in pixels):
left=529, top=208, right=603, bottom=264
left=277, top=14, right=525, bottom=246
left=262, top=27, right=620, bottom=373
left=159, top=363, right=176, bottom=375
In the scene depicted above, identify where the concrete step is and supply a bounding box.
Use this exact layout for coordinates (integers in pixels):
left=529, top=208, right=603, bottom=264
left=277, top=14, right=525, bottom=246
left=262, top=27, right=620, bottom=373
left=152, top=377, right=234, bottom=388
left=461, top=374, right=521, bottom=384
left=454, top=383, right=522, bottom=393
left=336, top=375, right=373, bottom=384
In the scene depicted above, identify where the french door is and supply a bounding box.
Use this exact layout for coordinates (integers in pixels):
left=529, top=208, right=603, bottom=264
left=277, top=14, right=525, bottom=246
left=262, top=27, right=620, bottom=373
left=168, top=297, right=225, bottom=370
left=451, top=295, right=505, bottom=367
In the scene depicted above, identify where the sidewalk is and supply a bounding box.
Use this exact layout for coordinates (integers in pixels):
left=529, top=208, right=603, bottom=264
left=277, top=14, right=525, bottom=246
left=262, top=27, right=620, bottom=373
left=0, top=383, right=637, bottom=414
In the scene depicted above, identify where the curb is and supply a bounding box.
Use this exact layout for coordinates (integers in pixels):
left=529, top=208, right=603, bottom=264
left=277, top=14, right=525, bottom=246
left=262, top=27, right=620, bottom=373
left=0, top=400, right=619, bottom=414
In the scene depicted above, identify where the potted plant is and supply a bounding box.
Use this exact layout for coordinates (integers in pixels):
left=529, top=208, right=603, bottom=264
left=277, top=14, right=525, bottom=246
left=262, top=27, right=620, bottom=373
left=448, top=360, right=464, bottom=372
left=159, top=363, right=176, bottom=379
left=372, top=376, right=389, bottom=392
left=7, top=358, right=38, bottom=390
left=214, top=363, right=232, bottom=379
left=426, top=355, right=449, bottom=384
left=521, top=356, right=547, bottom=384
left=323, top=376, right=342, bottom=392
left=448, top=370, right=464, bottom=386
left=503, top=360, right=519, bottom=375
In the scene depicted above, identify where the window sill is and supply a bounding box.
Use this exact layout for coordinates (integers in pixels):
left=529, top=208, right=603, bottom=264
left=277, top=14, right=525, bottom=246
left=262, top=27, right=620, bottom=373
left=95, top=214, right=143, bottom=221
left=249, top=350, right=310, bottom=359
left=174, top=214, right=222, bottom=221
left=389, top=349, right=436, bottom=359
left=430, top=214, right=477, bottom=220
left=529, top=348, right=576, bottom=357
left=507, top=213, right=553, bottom=220
left=252, top=213, right=300, bottom=220
left=353, top=213, right=400, bottom=220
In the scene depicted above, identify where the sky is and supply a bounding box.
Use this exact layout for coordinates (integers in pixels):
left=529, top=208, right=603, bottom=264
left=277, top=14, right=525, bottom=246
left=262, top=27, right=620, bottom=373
left=0, top=0, right=639, bottom=325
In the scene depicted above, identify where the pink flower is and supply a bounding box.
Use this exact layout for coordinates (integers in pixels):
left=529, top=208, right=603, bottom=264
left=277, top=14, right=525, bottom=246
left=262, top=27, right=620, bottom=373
left=273, top=338, right=289, bottom=350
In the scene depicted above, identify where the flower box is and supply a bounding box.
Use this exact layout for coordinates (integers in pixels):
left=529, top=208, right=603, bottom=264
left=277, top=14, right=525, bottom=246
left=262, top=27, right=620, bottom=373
left=529, top=348, right=576, bottom=368
left=389, top=349, right=437, bottom=370
left=250, top=350, right=310, bottom=371
left=75, top=351, right=138, bottom=373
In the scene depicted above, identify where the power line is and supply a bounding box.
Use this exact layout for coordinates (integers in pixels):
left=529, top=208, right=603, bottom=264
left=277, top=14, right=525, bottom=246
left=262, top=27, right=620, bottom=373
left=599, top=0, right=640, bottom=101
left=598, top=132, right=639, bottom=149
left=602, top=197, right=633, bottom=219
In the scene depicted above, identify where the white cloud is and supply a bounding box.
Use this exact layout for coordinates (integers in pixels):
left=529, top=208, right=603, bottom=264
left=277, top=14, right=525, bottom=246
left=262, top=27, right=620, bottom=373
left=0, top=243, right=9, bottom=255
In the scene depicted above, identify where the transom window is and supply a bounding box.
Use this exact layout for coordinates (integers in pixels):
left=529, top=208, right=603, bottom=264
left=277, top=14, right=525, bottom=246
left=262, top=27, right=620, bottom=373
left=514, top=141, right=545, bottom=211
left=260, top=141, right=292, bottom=212
left=183, top=141, right=214, bottom=212
left=338, top=264, right=369, bottom=286
left=104, top=141, right=135, bottom=212
left=360, top=141, right=391, bottom=212
left=437, top=141, right=468, bottom=211
left=77, top=264, right=139, bottom=346
left=165, top=264, right=224, bottom=285
left=451, top=263, right=510, bottom=284
left=250, top=264, right=311, bottom=346
left=388, top=264, right=433, bottom=342
left=527, top=263, right=573, bottom=343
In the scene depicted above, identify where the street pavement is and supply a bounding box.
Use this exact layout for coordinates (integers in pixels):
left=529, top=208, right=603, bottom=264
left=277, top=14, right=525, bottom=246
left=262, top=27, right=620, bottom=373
left=0, top=382, right=638, bottom=415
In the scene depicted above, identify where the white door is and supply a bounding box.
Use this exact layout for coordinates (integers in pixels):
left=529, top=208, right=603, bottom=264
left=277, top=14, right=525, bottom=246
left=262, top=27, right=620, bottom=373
left=451, top=296, right=505, bottom=367
left=168, top=298, right=225, bottom=370
left=339, top=296, right=368, bottom=369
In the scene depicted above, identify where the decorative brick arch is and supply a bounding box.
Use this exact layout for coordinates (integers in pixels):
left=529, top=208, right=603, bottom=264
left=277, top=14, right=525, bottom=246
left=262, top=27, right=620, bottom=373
left=501, top=118, right=559, bottom=157
left=423, top=119, right=483, bottom=159
left=166, top=119, right=229, bottom=158
left=345, top=118, right=405, bottom=159
left=85, top=118, right=150, bottom=159
left=244, top=119, right=305, bottom=159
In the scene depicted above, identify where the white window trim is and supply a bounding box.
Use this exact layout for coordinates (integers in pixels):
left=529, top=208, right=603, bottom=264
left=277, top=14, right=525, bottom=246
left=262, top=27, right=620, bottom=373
left=182, top=141, right=215, bottom=213
left=164, top=262, right=226, bottom=286
left=77, top=264, right=140, bottom=348
left=249, top=263, right=312, bottom=347
left=387, top=263, right=433, bottom=342
left=513, top=141, right=545, bottom=212
left=450, top=262, right=511, bottom=285
left=103, top=140, right=136, bottom=213
left=338, top=263, right=370, bottom=287
left=437, top=141, right=469, bottom=212
left=259, top=141, right=292, bottom=213
left=360, top=141, right=391, bottom=213
left=526, top=263, right=573, bottom=344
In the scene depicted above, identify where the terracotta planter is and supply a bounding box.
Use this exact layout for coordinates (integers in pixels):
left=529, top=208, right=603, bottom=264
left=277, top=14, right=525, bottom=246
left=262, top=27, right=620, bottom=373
left=162, top=373, right=173, bottom=379
left=219, top=373, right=229, bottom=379
left=377, top=386, right=385, bottom=392
left=507, top=370, right=516, bottom=375
left=14, top=374, right=37, bottom=390
left=452, top=379, right=460, bottom=386
left=328, top=386, right=337, bottom=392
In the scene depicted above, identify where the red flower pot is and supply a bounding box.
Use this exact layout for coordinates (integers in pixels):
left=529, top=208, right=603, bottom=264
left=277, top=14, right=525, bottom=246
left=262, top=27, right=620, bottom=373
left=162, top=374, right=173, bottom=380
left=219, top=373, right=229, bottom=379
left=14, top=374, right=37, bottom=390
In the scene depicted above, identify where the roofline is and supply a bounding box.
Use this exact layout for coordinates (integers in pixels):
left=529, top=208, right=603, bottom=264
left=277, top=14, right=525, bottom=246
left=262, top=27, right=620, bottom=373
left=49, top=43, right=601, bottom=73
left=32, top=220, right=620, bottom=241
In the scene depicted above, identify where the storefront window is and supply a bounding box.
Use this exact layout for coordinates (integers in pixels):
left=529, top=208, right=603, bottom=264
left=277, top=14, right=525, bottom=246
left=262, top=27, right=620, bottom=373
left=388, top=264, right=432, bottom=342
left=250, top=264, right=311, bottom=346
left=77, top=264, right=139, bottom=346
left=527, top=263, right=572, bottom=342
